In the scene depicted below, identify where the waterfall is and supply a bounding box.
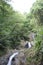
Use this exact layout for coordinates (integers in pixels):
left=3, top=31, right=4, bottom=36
left=7, top=52, right=18, bottom=65
left=25, top=41, right=32, bottom=48
left=28, top=42, right=31, bottom=48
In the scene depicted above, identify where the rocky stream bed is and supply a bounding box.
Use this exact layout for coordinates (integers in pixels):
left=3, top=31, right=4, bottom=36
left=0, top=49, right=26, bottom=65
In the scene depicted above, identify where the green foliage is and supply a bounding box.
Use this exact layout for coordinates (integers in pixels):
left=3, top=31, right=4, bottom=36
left=26, top=0, right=43, bottom=65
left=0, top=1, right=43, bottom=64
left=0, top=0, right=26, bottom=51
left=31, top=0, right=43, bottom=25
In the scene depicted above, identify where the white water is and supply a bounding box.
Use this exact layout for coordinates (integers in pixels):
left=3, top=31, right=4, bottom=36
left=7, top=52, right=18, bottom=65
left=28, top=42, right=32, bottom=48
left=26, top=41, right=32, bottom=48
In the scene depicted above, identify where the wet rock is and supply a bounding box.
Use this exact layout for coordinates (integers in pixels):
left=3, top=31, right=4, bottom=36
left=0, top=50, right=26, bottom=65
left=14, top=52, right=26, bottom=65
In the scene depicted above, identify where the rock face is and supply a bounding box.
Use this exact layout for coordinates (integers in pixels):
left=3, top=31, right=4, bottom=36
left=0, top=56, right=9, bottom=65
left=11, top=52, right=26, bottom=65
left=0, top=50, right=26, bottom=65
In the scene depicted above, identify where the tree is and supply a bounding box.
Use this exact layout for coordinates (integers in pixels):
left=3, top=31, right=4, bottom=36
left=0, top=0, right=26, bottom=51
left=26, top=0, right=43, bottom=64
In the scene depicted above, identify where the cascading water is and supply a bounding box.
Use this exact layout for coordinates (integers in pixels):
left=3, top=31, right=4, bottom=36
left=7, top=52, right=18, bottom=65
left=25, top=41, right=32, bottom=48
left=28, top=42, right=32, bottom=48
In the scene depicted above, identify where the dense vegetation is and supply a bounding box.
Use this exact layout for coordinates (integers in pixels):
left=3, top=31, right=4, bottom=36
left=0, top=0, right=43, bottom=65
left=26, top=0, right=43, bottom=65
left=0, top=0, right=26, bottom=50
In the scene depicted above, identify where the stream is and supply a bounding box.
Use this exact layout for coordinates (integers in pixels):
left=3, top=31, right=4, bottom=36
left=7, top=52, right=18, bottom=65
left=7, top=42, right=32, bottom=65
